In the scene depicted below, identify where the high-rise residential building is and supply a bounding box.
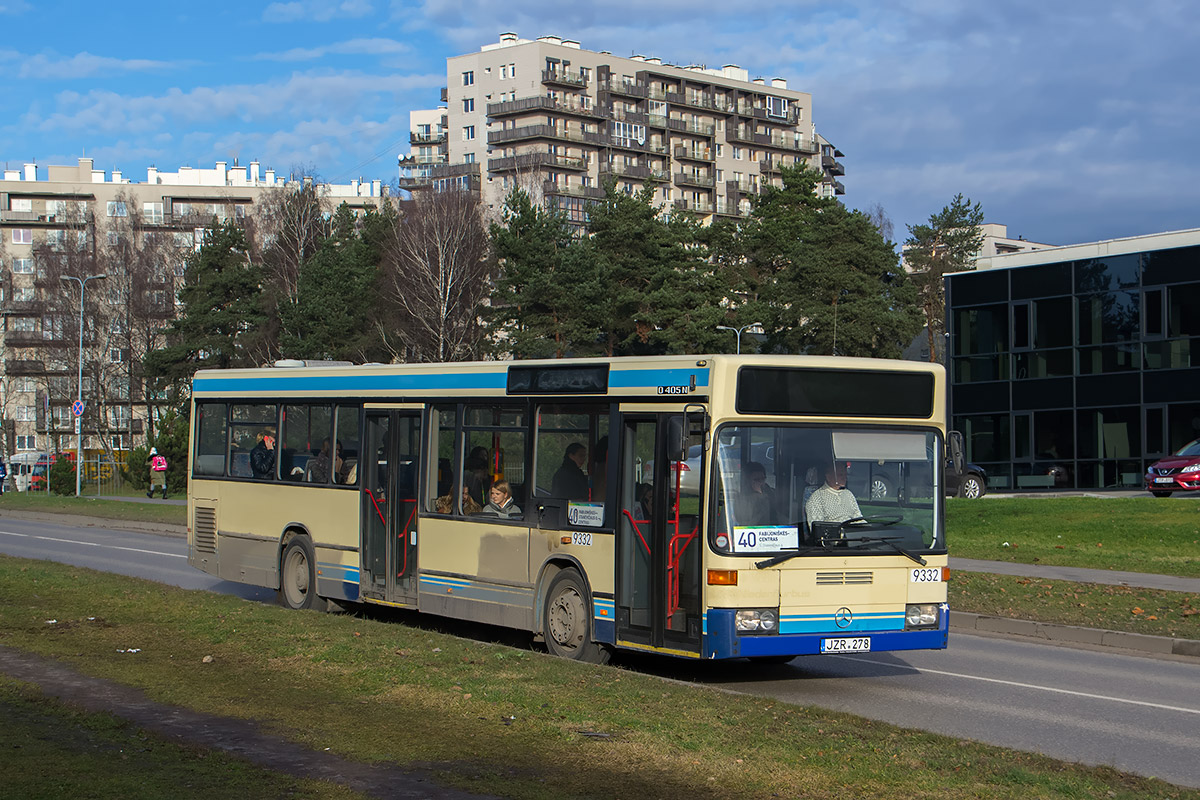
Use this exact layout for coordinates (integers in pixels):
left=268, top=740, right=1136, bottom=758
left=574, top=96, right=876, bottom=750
left=402, top=33, right=844, bottom=222
left=0, top=158, right=391, bottom=459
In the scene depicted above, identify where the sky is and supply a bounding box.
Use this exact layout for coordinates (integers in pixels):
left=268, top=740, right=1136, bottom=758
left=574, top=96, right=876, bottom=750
left=2, top=0, right=1197, bottom=247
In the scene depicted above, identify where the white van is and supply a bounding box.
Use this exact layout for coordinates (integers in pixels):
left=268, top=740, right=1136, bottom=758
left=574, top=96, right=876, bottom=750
left=9, top=452, right=51, bottom=492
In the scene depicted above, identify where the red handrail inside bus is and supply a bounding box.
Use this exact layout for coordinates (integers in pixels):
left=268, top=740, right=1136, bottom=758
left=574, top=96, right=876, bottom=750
left=621, top=508, right=652, bottom=556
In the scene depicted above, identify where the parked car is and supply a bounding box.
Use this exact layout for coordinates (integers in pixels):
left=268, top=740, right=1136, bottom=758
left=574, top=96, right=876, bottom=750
left=1145, top=439, right=1200, bottom=497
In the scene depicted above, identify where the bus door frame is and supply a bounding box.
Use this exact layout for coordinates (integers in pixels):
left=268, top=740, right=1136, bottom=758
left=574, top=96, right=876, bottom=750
left=362, top=403, right=424, bottom=606
left=615, top=403, right=704, bottom=656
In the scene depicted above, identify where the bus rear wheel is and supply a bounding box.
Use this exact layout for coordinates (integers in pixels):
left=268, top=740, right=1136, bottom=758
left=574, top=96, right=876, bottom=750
left=278, top=534, right=327, bottom=612
left=543, top=569, right=609, bottom=664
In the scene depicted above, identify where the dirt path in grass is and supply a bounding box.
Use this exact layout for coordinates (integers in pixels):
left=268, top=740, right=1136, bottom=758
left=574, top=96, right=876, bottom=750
left=0, top=645, right=497, bottom=800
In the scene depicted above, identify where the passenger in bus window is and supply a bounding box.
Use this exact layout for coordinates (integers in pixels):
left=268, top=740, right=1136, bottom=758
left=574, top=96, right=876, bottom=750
left=250, top=427, right=277, bottom=479
left=805, top=461, right=862, bottom=524
left=436, top=484, right=481, bottom=515
left=552, top=442, right=589, bottom=500
left=482, top=479, right=522, bottom=519
left=633, top=483, right=653, bottom=520
left=307, top=439, right=342, bottom=484
left=738, top=462, right=776, bottom=525
left=464, top=446, right=491, bottom=506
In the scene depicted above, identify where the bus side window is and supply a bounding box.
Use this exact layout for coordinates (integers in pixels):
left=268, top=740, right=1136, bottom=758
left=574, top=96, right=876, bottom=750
left=425, top=406, right=457, bottom=512
left=193, top=402, right=228, bottom=476
left=334, top=405, right=361, bottom=486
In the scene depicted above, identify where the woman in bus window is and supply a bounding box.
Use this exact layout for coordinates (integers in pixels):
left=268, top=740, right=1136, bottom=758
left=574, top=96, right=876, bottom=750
left=483, top=479, right=522, bottom=519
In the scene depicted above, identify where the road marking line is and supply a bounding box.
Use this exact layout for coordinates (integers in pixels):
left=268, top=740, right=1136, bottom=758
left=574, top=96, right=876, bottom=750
left=0, top=530, right=184, bottom=559
left=837, top=655, right=1200, bottom=716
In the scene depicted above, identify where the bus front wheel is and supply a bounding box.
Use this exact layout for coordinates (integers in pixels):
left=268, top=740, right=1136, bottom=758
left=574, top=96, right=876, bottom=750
left=543, top=569, right=609, bottom=664
left=278, top=534, right=327, bottom=612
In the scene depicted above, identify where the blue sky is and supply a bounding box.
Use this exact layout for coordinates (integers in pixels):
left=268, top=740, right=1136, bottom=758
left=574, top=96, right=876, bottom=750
left=2, top=0, right=1196, bottom=247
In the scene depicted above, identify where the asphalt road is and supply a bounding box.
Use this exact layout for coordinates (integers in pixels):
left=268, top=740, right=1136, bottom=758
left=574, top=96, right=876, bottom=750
left=2, top=517, right=1198, bottom=789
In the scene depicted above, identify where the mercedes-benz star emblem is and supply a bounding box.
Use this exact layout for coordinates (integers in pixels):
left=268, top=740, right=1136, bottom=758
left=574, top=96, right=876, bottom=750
left=834, top=607, right=853, bottom=628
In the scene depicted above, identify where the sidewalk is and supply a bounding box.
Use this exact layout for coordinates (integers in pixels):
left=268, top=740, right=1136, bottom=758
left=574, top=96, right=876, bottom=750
left=949, top=557, right=1200, bottom=659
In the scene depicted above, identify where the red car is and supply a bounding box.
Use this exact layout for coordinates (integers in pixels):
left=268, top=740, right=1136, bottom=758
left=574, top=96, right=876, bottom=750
left=1145, top=439, right=1200, bottom=497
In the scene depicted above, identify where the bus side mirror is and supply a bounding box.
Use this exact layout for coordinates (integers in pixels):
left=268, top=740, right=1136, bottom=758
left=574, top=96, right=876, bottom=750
left=948, top=431, right=966, bottom=476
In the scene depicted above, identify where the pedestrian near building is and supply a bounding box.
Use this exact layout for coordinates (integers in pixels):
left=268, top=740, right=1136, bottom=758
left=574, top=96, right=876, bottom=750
left=147, top=448, right=168, bottom=499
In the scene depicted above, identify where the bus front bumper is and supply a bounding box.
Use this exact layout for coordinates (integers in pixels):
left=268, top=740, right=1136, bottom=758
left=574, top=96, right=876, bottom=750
left=703, top=608, right=949, bottom=659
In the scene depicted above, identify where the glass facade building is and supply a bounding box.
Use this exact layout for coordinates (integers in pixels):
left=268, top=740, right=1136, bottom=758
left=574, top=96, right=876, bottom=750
left=946, top=231, right=1200, bottom=490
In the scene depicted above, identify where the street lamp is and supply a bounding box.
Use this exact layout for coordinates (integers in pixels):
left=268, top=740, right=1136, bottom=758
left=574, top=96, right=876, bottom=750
left=60, top=273, right=107, bottom=497
left=716, top=322, right=763, bottom=355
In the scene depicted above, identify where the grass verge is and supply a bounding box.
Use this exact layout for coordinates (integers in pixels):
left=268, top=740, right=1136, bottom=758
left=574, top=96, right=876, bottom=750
left=0, top=555, right=1195, bottom=800
left=947, top=497, right=1200, bottom=577
left=0, top=675, right=366, bottom=799
left=0, top=492, right=186, bottom=527
left=951, top=572, right=1200, bottom=639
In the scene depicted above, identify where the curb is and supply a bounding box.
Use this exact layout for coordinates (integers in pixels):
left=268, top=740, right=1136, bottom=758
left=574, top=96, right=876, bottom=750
left=0, top=509, right=186, bottom=538
left=950, top=611, right=1200, bottom=659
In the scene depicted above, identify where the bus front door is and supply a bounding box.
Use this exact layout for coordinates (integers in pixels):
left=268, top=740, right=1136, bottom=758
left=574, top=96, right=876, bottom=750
left=616, top=413, right=703, bottom=656
left=362, top=409, right=422, bottom=606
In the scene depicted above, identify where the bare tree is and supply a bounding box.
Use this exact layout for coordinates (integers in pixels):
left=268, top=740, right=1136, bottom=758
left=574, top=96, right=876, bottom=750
left=253, top=182, right=331, bottom=304
left=378, top=191, right=494, bottom=362
left=864, top=202, right=895, bottom=243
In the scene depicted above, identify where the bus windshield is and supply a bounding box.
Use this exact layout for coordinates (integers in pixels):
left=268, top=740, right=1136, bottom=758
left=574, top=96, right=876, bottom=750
left=710, top=425, right=943, bottom=557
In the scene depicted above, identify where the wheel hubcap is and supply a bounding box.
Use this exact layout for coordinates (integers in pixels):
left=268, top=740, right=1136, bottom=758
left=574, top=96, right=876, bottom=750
left=548, top=587, right=584, bottom=650
left=285, top=550, right=309, bottom=605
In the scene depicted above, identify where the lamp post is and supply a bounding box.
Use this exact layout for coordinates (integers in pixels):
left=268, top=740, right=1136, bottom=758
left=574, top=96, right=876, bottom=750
left=716, top=322, right=763, bottom=355
left=60, top=273, right=107, bottom=497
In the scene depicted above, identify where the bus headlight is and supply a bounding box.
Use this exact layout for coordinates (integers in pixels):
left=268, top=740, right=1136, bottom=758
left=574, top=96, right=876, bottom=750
left=905, top=603, right=939, bottom=629
left=735, top=608, right=779, bottom=634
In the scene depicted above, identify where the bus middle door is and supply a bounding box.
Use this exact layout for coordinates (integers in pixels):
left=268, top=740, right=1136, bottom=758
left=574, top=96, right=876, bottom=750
left=362, top=407, right=422, bottom=606
left=616, top=409, right=703, bottom=656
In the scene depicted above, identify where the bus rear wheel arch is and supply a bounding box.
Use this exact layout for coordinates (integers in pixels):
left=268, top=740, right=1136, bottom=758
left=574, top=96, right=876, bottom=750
left=278, top=532, right=327, bottom=612
left=542, top=568, right=610, bottom=664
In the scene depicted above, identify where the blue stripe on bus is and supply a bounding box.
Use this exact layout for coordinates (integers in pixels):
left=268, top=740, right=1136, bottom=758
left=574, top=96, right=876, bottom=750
left=703, top=608, right=948, bottom=658
left=193, top=372, right=508, bottom=394
left=317, top=561, right=359, bottom=584
left=192, top=367, right=710, bottom=395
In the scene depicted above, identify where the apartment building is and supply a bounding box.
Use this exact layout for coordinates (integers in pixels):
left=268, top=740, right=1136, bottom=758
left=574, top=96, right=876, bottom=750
left=402, top=33, right=844, bottom=222
left=0, top=158, right=390, bottom=458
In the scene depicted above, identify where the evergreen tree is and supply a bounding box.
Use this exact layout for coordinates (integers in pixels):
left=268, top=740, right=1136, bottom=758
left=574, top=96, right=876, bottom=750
left=733, top=165, right=921, bottom=357
left=904, top=194, right=985, bottom=362
left=585, top=183, right=726, bottom=356
left=280, top=203, right=384, bottom=361
left=488, top=189, right=599, bottom=358
left=146, top=221, right=266, bottom=387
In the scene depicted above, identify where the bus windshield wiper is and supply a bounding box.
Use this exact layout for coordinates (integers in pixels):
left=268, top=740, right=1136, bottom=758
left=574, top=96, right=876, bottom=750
left=755, top=546, right=822, bottom=569
left=846, top=535, right=927, bottom=566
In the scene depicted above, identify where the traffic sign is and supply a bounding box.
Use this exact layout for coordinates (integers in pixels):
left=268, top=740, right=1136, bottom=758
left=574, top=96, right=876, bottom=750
left=72, top=400, right=85, bottom=417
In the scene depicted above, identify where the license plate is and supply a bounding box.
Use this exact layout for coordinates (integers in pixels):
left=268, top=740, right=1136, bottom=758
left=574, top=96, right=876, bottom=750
left=1154, top=477, right=1175, bottom=484
left=821, top=637, right=870, bottom=653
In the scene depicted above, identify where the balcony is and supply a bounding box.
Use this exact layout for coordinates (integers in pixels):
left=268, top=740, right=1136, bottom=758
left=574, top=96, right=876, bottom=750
left=543, top=181, right=606, bottom=200
left=832, top=180, right=846, bottom=195
left=542, top=68, right=587, bottom=88
left=488, top=153, right=588, bottom=173
left=488, top=124, right=602, bottom=147
left=673, top=145, right=714, bottom=163
left=600, top=162, right=651, bottom=180
left=759, top=159, right=785, bottom=175
left=4, top=331, right=56, bottom=346
left=715, top=199, right=751, bottom=218
left=487, top=95, right=603, bottom=119
left=823, top=154, right=845, bottom=176
left=598, top=79, right=648, bottom=99
left=664, top=91, right=735, bottom=114
left=399, top=162, right=481, bottom=190
left=6, top=359, right=45, bottom=375
left=672, top=198, right=714, bottom=215
left=674, top=172, right=716, bottom=189
left=410, top=131, right=447, bottom=145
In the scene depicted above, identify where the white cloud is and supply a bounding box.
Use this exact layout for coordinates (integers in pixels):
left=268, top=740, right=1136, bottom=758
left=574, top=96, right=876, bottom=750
left=263, top=0, right=374, bottom=23
left=18, top=52, right=174, bottom=80
left=255, top=38, right=410, bottom=62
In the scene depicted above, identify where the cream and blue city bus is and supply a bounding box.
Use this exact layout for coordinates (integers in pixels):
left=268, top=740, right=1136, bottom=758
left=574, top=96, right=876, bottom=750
left=187, top=355, right=949, bottom=663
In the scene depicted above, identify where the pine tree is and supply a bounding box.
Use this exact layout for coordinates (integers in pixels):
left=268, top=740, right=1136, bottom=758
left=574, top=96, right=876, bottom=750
left=904, top=194, right=985, bottom=362
left=146, top=221, right=266, bottom=387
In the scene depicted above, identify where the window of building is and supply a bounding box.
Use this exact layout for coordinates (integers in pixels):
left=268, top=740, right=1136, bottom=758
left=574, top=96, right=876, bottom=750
left=16, top=435, right=36, bottom=451
left=16, top=406, right=36, bottom=422
left=510, top=63, right=515, bottom=78
left=463, top=125, right=475, bottom=141
left=14, top=378, right=36, bottom=393
left=12, top=258, right=33, bottom=274
left=732, top=147, right=743, bottom=161
left=111, top=434, right=127, bottom=450
left=463, top=97, right=474, bottom=113
left=463, top=153, right=475, bottom=164
left=13, top=286, right=34, bottom=302
left=107, top=231, right=121, bottom=246
left=500, top=64, right=508, bottom=79
left=143, top=202, right=164, bottom=224
left=107, top=201, right=128, bottom=217
left=12, top=229, right=32, bottom=244
left=13, top=317, right=35, bottom=332
left=10, top=198, right=32, bottom=212
left=462, top=70, right=474, bottom=86
left=766, top=96, right=789, bottom=118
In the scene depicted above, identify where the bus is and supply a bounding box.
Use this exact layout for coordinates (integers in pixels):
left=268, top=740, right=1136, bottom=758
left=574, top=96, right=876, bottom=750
left=187, top=355, right=949, bottom=663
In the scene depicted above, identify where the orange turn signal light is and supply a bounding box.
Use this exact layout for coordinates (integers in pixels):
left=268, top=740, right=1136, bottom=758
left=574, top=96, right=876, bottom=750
left=707, top=569, right=738, bottom=586
left=942, top=566, right=951, bottom=582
